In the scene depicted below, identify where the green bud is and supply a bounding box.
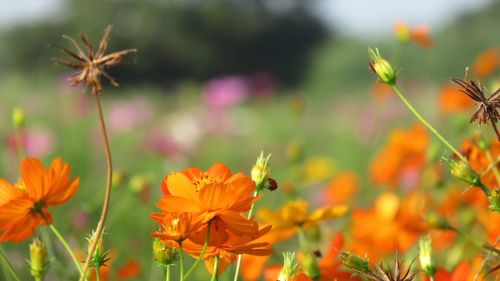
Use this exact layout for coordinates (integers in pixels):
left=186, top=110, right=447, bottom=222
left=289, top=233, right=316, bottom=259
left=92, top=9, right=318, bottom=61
left=419, top=235, right=436, bottom=277
left=153, top=239, right=178, bottom=266
left=29, top=238, right=49, bottom=280
left=278, top=252, right=300, bottom=281
left=251, top=151, right=272, bottom=191
left=12, top=107, right=26, bottom=129
left=340, top=251, right=370, bottom=273
left=368, top=48, right=398, bottom=85
left=489, top=188, right=500, bottom=213
left=449, top=159, right=480, bottom=187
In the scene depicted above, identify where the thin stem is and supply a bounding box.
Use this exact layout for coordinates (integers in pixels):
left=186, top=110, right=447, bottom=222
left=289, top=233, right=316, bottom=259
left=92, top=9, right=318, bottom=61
left=14, top=128, right=25, bottom=159
left=48, top=224, right=83, bottom=275
left=477, top=180, right=492, bottom=197
left=80, top=94, right=114, bottom=281
left=179, top=242, right=184, bottom=281
left=484, top=149, right=500, bottom=187
left=164, top=265, right=170, bottom=281
left=430, top=276, right=435, bottom=281
left=233, top=191, right=258, bottom=281
left=95, top=268, right=101, bottom=281
left=390, top=84, right=466, bottom=162
left=0, top=247, right=21, bottom=281
left=210, top=256, right=219, bottom=281
left=183, top=221, right=212, bottom=281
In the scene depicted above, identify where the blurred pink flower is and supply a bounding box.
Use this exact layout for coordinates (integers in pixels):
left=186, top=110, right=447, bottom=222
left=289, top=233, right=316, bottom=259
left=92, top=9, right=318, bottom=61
left=6, top=128, right=56, bottom=157
left=203, top=75, right=249, bottom=110
left=108, top=98, right=153, bottom=133
left=73, top=209, right=90, bottom=230
left=143, top=132, right=179, bottom=157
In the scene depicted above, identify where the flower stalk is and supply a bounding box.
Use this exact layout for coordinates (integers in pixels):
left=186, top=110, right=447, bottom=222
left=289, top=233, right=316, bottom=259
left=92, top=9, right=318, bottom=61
left=0, top=247, right=21, bottom=281
left=183, top=221, right=212, bottom=280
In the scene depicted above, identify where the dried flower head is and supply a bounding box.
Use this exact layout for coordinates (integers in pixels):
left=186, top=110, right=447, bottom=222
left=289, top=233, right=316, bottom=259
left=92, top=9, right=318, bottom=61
left=451, top=73, right=500, bottom=140
left=54, top=25, right=137, bottom=95
left=368, top=258, right=416, bottom=281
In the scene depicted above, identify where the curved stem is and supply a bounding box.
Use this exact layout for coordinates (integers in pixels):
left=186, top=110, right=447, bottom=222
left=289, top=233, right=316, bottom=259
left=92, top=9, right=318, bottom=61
left=477, top=180, right=492, bottom=197
left=48, top=224, right=83, bottom=275
left=390, top=84, right=466, bottom=162
left=0, top=247, right=21, bottom=281
left=183, top=221, right=212, bottom=281
left=210, top=256, right=219, bottom=281
left=179, top=242, right=184, bottom=281
left=233, top=191, right=258, bottom=281
left=80, top=94, right=114, bottom=281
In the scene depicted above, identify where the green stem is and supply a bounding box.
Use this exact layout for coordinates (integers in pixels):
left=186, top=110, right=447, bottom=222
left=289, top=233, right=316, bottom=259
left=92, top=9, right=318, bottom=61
left=298, top=229, right=309, bottom=252
left=0, top=247, right=21, bottom=281
left=183, top=221, right=212, bottom=281
left=210, top=256, right=219, bottom=281
left=164, top=265, right=170, bottom=281
left=430, top=276, right=435, bottom=281
left=35, top=276, right=43, bottom=281
left=233, top=191, right=258, bottom=281
left=95, top=268, right=101, bottom=281
left=477, top=180, right=492, bottom=197
left=48, top=224, right=83, bottom=275
left=390, top=84, right=466, bottom=162
left=179, top=242, right=184, bottom=281
left=484, top=150, right=500, bottom=186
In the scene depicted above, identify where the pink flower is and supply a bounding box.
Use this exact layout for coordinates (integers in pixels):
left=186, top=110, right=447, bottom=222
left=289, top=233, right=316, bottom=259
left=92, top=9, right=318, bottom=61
left=108, top=98, right=153, bottom=133
left=203, top=76, right=249, bottom=110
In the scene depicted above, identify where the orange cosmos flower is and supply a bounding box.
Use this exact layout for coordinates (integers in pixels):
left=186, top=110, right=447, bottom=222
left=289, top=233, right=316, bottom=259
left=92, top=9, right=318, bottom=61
left=318, top=233, right=362, bottom=281
left=0, top=157, right=79, bottom=242
left=157, top=163, right=260, bottom=238
left=394, top=22, right=433, bottom=48
left=151, top=212, right=203, bottom=243
left=349, top=192, right=427, bottom=261
left=323, top=171, right=359, bottom=205
left=370, top=124, right=428, bottom=189
left=181, top=222, right=272, bottom=275
left=258, top=200, right=347, bottom=243
left=116, top=259, right=141, bottom=279
left=472, top=47, right=500, bottom=79
left=438, top=83, right=474, bottom=113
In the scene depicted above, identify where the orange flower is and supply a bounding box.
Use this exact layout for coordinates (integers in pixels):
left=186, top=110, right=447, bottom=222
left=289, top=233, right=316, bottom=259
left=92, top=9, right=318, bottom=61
left=472, top=47, right=500, bottom=79
left=318, top=233, right=362, bottom=281
left=372, top=82, right=394, bottom=101
left=116, top=259, right=141, bottom=279
left=438, top=83, right=474, bottom=113
left=258, top=200, right=347, bottom=243
left=349, top=192, right=427, bottom=260
left=460, top=138, right=500, bottom=190
left=394, top=22, right=433, bottom=48
left=323, top=171, right=359, bottom=205
left=0, top=157, right=79, bottom=242
left=157, top=163, right=260, bottom=238
left=181, top=222, right=272, bottom=275
left=370, top=124, right=428, bottom=189
left=151, top=212, right=202, bottom=243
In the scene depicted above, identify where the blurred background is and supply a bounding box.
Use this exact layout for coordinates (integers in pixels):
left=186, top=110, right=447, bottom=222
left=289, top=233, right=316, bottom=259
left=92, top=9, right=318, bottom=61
left=0, top=0, right=499, bottom=280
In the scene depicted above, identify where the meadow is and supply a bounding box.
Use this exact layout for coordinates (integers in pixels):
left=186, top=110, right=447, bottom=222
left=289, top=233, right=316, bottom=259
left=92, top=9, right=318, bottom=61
left=0, top=2, right=499, bottom=281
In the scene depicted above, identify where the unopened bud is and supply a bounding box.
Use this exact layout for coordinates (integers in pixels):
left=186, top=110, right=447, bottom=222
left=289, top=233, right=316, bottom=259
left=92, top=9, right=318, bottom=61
left=339, top=252, right=370, bottom=273
left=130, top=175, right=150, bottom=193
left=368, top=48, right=398, bottom=85
left=29, top=238, right=49, bottom=279
left=489, top=188, right=500, bottom=213
left=12, top=107, right=26, bottom=129
left=112, top=170, right=126, bottom=188
left=251, top=151, right=272, bottom=191
left=394, top=22, right=411, bottom=44
left=419, top=235, right=436, bottom=277
left=449, top=159, right=480, bottom=186
left=153, top=239, right=178, bottom=266
left=302, top=251, right=320, bottom=280
left=87, top=230, right=110, bottom=268
left=278, top=252, right=300, bottom=281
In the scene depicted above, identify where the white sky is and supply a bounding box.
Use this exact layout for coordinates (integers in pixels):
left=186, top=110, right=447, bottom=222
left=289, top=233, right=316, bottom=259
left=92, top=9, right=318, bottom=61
left=0, top=0, right=494, bottom=37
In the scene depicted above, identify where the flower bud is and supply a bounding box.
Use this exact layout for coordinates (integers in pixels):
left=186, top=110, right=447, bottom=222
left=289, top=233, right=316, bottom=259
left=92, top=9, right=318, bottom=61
left=368, top=48, right=398, bottom=85
left=153, top=239, right=178, bottom=266
left=251, top=151, right=272, bottom=191
left=449, top=159, right=480, bottom=187
left=339, top=252, right=370, bottom=273
left=419, top=235, right=436, bottom=277
left=87, top=230, right=110, bottom=268
left=112, top=170, right=126, bottom=188
left=489, top=188, right=500, bottom=213
left=394, top=22, right=411, bottom=44
left=278, top=252, right=300, bottom=281
left=130, top=175, right=150, bottom=193
left=12, top=107, right=26, bottom=129
left=302, top=251, right=321, bottom=280
left=29, top=238, right=49, bottom=280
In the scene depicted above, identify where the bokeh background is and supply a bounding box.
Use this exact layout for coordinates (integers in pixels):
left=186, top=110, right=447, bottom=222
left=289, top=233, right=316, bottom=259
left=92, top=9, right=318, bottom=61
left=0, top=0, right=499, bottom=280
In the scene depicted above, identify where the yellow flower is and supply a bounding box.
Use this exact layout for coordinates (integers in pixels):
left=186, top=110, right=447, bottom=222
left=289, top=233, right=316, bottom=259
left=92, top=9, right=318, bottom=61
left=258, top=200, right=347, bottom=242
left=301, top=156, right=335, bottom=184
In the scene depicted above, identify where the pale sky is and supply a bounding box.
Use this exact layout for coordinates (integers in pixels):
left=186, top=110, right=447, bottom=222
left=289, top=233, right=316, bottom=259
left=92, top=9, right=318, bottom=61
left=0, top=0, right=494, bottom=38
